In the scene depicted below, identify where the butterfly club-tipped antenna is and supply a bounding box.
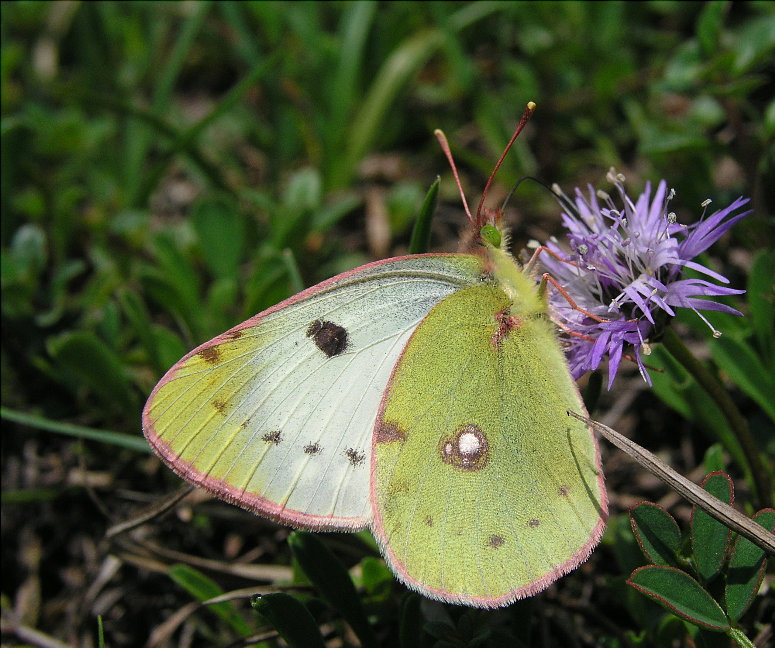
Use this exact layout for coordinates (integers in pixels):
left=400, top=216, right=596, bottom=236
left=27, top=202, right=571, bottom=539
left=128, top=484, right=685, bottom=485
left=435, top=102, right=536, bottom=235
left=475, top=102, right=536, bottom=228
left=434, top=128, right=476, bottom=226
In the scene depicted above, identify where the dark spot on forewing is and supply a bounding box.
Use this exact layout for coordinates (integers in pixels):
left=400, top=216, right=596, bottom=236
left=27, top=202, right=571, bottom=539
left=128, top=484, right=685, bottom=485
left=307, top=320, right=348, bottom=357
left=528, top=519, right=540, bottom=528
left=227, top=330, right=243, bottom=340
left=375, top=422, right=407, bottom=444
left=488, top=535, right=504, bottom=548
left=198, top=345, right=221, bottom=364
left=304, top=442, right=322, bottom=455
left=559, top=485, right=570, bottom=496
left=424, top=516, right=433, bottom=527
left=344, top=448, right=365, bottom=467
left=262, top=431, right=282, bottom=445
left=439, top=424, right=490, bottom=471
left=212, top=400, right=227, bottom=413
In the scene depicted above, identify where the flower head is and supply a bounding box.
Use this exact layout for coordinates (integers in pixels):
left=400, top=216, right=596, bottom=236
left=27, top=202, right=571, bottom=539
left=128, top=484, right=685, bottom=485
left=539, top=169, right=750, bottom=388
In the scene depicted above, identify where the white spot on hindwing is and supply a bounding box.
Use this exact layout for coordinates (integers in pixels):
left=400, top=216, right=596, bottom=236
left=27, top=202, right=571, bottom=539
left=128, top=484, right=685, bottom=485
left=458, top=430, right=482, bottom=456
left=439, top=424, right=490, bottom=471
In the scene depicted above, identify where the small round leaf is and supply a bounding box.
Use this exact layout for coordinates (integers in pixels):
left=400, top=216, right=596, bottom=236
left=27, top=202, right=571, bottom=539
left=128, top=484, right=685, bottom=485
left=627, top=565, right=730, bottom=631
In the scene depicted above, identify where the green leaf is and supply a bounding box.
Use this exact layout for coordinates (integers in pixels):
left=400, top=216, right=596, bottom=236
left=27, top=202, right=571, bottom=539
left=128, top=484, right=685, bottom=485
left=288, top=531, right=377, bottom=648
left=118, top=290, right=162, bottom=375
left=627, top=565, right=730, bottom=631
left=732, top=14, right=775, bottom=74
left=191, top=195, right=246, bottom=280
left=168, top=563, right=251, bottom=636
left=252, top=593, right=325, bottom=648
left=408, top=177, right=439, bottom=255
left=204, top=277, right=239, bottom=334
left=46, top=331, right=136, bottom=413
left=9, top=223, right=47, bottom=279
left=283, top=167, right=322, bottom=215
left=1, top=406, right=151, bottom=454
left=332, top=2, right=502, bottom=188
left=308, top=193, right=361, bottom=233
left=711, top=335, right=775, bottom=424
left=152, top=326, right=188, bottom=375
left=144, top=232, right=203, bottom=340
left=630, top=502, right=682, bottom=566
left=608, top=513, right=648, bottom=574
left=703, top=445, right=726, bottom=474
left=691, top=472, right=734, bottom=582
left=650, top=345, right=749, bottom=482
left=747, top=250, right=774, bottom=364
left=399, top=593, right=423, bottom=648
left=697, top=1, right=727, bottom=57
left=359, top=556, right=393, bottom=596
left=724, top=508, right=775, bottom=621
left=280, top=249, right=304, bottom=295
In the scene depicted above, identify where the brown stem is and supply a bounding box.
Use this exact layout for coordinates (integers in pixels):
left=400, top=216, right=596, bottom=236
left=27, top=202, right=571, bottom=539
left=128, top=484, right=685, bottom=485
left=568, top=411, right=774, bottom=555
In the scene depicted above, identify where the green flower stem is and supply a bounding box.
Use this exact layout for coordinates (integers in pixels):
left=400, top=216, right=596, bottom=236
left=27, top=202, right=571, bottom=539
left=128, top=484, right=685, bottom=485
left=662, top=328, right=771, bottom=509
left=728, top=628, right=755, bottom=648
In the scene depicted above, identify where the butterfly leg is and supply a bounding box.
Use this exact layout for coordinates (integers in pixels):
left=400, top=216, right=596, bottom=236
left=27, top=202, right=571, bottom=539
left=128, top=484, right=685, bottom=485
left=524, top=245, right=639, bottom=325
left=539, top=272, right=612, bottom=323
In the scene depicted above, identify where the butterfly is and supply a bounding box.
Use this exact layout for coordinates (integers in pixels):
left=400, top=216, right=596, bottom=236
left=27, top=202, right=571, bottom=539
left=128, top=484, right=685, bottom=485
left=142, top=103, right=607, bottom=608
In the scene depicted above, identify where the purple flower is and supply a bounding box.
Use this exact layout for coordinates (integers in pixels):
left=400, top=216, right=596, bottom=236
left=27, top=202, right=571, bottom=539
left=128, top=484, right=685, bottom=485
left=538, top=169, right=750, bottom=388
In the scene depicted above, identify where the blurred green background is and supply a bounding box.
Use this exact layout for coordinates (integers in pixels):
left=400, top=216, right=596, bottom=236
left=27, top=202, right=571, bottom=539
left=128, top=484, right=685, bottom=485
left=2, top=2, right=773, bottom=647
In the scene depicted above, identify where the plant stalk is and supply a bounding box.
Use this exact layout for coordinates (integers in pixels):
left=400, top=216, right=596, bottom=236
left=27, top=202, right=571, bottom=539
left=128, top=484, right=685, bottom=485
left=569, top=412, right=774, bottom=555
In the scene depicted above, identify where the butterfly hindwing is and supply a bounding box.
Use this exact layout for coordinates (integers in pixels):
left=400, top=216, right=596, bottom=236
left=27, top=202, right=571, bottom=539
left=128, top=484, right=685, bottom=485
left=371, top=282, right=607, bottom=606
left=143, top=255, right=483, bottom=530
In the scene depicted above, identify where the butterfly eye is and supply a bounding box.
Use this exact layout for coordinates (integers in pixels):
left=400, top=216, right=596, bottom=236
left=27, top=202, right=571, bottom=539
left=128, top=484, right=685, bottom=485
left=480, top=224, right=502, bottom=248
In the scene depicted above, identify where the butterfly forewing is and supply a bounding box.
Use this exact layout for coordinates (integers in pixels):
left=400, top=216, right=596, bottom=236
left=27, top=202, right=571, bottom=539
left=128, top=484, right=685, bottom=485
left=371, top=283, right=607, bottom=606
left=144, top=255, right=483, bottom=530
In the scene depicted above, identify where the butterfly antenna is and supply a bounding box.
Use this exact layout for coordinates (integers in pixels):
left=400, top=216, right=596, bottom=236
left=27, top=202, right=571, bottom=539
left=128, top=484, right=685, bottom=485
left=434, top=128, right=475, bottom=225
left=500, top=174, right=582, bottom=223
left=475, top=101, right=536, bottom=226
left=500, top=175, right=547, bottom=212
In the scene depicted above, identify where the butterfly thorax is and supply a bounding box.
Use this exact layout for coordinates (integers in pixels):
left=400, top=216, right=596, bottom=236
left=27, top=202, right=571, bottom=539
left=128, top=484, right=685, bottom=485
left=485, top=242, right=546, bottom=319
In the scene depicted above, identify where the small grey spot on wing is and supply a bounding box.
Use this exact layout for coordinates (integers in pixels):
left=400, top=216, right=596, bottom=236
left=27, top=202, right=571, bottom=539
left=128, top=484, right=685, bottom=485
left=344, top=447, right=365, bottom=467
left=262, top=431, right=282, bottom=445
left=304, top=442, right=322, bottom=455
